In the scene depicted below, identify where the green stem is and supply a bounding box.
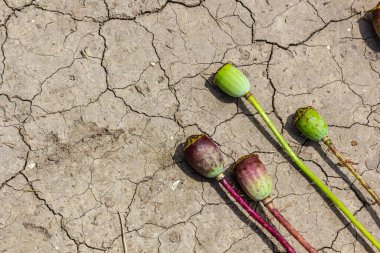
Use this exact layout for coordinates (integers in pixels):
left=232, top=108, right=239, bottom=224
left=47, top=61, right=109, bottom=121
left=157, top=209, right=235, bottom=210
left=244, top=92, right=380, bottom=250
left=323, top=137, right=380, bottom=206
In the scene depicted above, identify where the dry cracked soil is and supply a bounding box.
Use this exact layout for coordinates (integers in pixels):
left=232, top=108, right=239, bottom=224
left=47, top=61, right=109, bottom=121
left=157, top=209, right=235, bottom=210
left=0, top=0, right=380, bottom=252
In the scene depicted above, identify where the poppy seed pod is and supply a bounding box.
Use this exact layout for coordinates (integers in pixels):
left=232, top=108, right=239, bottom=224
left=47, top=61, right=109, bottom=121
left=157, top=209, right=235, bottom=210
left=294, top=106, right=328, bottom=142
left=183, top=134, right=225, bottom=178
left=373, top=2, right=380, bottom=38
left=234, top=154, right=272, bottom=201
left=214, top=63, right=251, bottom=97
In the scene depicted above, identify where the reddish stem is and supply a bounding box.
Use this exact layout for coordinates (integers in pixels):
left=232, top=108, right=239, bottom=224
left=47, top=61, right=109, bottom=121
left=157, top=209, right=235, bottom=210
left=219, top=177, right=295, bottom=253
left=263, top=199, right=317, bottom=253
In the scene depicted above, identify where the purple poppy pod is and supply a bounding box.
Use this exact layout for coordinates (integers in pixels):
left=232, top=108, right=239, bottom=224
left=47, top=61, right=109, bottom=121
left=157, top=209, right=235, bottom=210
left=234, top=154, right=272, bottom=201
left=183, top=134, right=225, bottom=178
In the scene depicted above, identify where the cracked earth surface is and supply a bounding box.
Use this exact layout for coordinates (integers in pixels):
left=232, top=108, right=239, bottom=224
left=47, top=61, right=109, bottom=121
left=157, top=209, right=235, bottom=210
left=0, top=0, right=379, bottom=252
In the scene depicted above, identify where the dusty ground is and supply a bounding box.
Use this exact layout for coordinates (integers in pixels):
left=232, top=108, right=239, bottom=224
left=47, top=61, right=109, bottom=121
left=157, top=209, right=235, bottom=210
left=0, top=0, right=380, bottom=252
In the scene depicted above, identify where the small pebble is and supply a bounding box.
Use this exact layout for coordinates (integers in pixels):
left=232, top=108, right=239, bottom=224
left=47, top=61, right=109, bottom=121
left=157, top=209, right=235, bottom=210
left=150, top=62, right=156, bottom=66
left=351, top=140, right=358, bottom=146
left=171, top=180, right=181, bottom=191
left=27, top=161, right=36, bottom=169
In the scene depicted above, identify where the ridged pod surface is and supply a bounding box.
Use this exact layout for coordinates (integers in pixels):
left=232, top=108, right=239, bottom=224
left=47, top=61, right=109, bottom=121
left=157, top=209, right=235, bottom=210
left=214, top=63, right=251, bottom=97
left=234, top=154, right=272, bottom=201
left=183, top=134, right=225, bottom=178
left=294, top=106, right=328, bottom=142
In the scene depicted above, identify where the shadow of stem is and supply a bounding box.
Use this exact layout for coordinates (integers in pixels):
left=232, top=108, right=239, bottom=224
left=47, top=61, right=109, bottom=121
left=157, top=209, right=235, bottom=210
left=234, top=101, right=376, bottom=252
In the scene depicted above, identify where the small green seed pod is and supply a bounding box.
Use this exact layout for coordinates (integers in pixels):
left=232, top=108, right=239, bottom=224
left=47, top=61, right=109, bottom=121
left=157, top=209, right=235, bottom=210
left=294, top=106, right=328, bottom=142
left=183, top=134, right=225, bottom=178
left=214, top=63, right=251, bottom=97
left=234, top=154, right=272, bottom=201
left=372, top=2, right=380, bottom=38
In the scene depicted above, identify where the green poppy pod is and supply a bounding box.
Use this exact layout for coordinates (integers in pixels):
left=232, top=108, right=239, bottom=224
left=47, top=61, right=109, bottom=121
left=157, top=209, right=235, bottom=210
left=294, top=106, right=328, bottom=142
left=214, top=63, right=251, bottom=97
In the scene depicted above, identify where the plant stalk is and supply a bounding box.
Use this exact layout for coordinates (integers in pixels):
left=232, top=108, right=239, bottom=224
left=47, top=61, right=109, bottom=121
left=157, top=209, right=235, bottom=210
left=262, top=197, right=317, bottom=253
left=217, top=174, right=296, bottom=253
left=244, top=92, right=380, bottom=250
left=322, top=136, right=380, bottom=206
